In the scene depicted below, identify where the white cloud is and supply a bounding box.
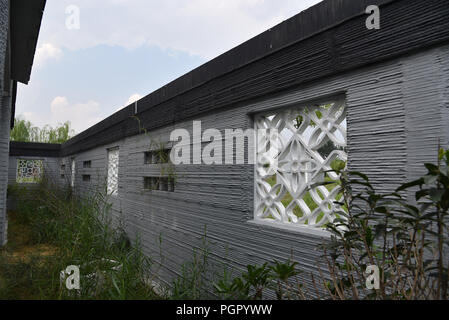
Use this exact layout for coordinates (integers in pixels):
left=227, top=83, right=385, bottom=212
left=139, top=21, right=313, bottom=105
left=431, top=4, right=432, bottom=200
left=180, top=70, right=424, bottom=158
left=34, top=43, right=63, bottom=67
left=39, top=0, right=322, bottom=59
left=50, top=97, right=104, bottom=133
left=125, top=93, right=143, bottom=106
left=19, top=97, right=104, bottom=134
left=116, top=93, right=143, bottom=112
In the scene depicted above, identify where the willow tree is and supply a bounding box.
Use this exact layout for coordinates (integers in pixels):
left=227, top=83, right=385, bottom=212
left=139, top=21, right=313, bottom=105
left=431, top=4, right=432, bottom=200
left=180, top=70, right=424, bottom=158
left=10, top=117, right=75, bottom=144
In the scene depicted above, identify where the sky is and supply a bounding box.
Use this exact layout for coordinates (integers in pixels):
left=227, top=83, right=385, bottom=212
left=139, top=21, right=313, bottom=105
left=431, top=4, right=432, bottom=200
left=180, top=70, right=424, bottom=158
left=16, top=0, right=322, bottom=135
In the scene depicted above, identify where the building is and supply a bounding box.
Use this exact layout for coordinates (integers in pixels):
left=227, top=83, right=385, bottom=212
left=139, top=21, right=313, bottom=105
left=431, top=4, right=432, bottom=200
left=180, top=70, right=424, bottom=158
left=0, top=0, right=46, bottom=245
left=5, top=0, right=449, bottom=290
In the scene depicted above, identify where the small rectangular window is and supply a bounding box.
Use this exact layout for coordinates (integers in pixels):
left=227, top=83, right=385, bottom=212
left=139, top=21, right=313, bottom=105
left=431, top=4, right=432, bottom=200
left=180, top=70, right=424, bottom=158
left=144, top=149, right=171, bottom=164
left=160, top=178, right=168, bottom=191
left=168, top=178, right=175, bottom=192
left=82, top=175, right=91, bottom=182
left=61, top=174, right=65, bottom=179
left=144, top=152, right=152, bottom=164
left=156, top=149, right=170, bottom=164
left=143, top=177, right=153, bottom=190
left=143, top=177, right=174, bottom=192
left=83, top=161, right=92, bottom=168
left=61, top=164, right=66, bottom=170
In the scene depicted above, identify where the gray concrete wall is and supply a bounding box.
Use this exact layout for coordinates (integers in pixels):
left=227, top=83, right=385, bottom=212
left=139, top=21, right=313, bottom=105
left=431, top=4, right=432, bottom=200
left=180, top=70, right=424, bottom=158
left=53, top=44, right=449, bottom=292
left=0, top=0, right=10, bottom=246
left=6, top=156, right=61, bottom=212
left=0, top=97, right=11, bottom=246
left=8, top=156, right=61, bottom=186
left=403, top=46, right=449, bottom=182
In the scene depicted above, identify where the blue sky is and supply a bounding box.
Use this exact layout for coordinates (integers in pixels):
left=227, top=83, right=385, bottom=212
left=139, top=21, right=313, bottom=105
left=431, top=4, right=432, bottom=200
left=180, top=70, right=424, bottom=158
left=16, top=0, right=322, bottom=134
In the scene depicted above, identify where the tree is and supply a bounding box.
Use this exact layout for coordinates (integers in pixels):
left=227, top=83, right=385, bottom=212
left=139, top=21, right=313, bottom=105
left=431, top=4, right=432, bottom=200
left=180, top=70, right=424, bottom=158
left=10, top=117, right=75, bottom=144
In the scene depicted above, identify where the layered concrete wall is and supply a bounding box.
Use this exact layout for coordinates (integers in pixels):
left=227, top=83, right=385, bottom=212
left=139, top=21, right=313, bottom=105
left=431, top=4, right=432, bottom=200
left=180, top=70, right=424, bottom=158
left=0, top=97, right=11, bottom=246
left=48, top=45, right=449, bottom=291
left=4, top=0, right=448, bottom=291
left=403, top=46, right=449, bottom=183
left=6, top=156, right=60, bottom=212
left=0, top=0, right=10, bottom=246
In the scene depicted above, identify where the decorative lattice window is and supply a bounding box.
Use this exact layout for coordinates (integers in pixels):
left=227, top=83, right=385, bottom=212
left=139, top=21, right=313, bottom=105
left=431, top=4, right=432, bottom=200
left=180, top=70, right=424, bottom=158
left=16, top=159, right=43, bottom=184
left=254, top=98, right=347, bottom=228
left=107, top=148, right=120, bottom=196
left=71, top=159, right=76, bottom=188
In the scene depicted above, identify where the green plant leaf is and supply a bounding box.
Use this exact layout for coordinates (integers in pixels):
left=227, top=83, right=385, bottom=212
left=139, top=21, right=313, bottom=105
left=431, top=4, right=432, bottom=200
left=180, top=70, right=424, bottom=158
left=396, top=178, right=424, bottom=192
left=424, top=163, right=440, bottom=175
left=415, top=189, right=429, bottom=201
left=349, top=172, right=370, bottom=182
left=423, top=175, right=438, bottom=185
left=429, top=188, right=445, bottom=202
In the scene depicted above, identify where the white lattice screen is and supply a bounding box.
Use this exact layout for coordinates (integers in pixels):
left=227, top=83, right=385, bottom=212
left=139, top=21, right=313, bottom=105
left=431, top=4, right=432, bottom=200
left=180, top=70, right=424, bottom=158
left=107, top=148, right=120, bottom=196
left=254, top=99, right=347, bottom=228
left=16, top=159, right=43, bottom=184
left=71, top=159, right=76, bottom=188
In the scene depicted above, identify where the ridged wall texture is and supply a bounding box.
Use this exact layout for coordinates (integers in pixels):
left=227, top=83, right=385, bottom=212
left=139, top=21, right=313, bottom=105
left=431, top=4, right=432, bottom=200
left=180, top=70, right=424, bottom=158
left=0, top=0, right=9, bottom=246
left=8, top=156, right=60, bottom=186
left=7, top=156, right=60, bottom=212
left=18, top=45, right=440, bottom=291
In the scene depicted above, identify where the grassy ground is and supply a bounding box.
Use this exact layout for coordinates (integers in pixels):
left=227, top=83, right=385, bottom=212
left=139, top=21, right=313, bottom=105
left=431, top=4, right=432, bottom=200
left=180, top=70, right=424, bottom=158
left=0, top=181, right=160, bottom=300
left=0, top=211, right=59, bottom=299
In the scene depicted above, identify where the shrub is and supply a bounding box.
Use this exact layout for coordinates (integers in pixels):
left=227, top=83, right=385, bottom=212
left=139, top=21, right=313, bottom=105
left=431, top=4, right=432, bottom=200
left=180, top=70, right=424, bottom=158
left=215, top=149, right=449, bottom=300
left=316, top=148, right=449, bottom=300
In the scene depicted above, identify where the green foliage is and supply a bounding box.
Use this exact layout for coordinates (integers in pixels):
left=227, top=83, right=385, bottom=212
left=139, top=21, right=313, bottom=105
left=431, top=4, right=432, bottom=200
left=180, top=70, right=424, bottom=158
left=10, top=117, right=74, bottom=143
left=171, top=235, right=211, bottom=300
left=3, top=143, right=449, bottom=300
left=150, top=140, right=178, bottom=185
left=214, top=260, right=302, bottom=300
left=0, top=176, right=157, bottom=300
left=132, top=116, right=178, bottom=188
left=316, top=148, right=449, bottom=300
left=214, top=148, right=449, bottom=301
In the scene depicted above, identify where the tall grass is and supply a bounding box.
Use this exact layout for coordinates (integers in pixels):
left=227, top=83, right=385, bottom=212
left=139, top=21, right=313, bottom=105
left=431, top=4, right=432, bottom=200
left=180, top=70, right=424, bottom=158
left=1, top=177, right=157, bottom=300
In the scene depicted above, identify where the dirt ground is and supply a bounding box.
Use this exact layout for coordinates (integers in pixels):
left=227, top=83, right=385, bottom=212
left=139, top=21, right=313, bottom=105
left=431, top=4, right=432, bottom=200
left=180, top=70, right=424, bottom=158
left=0, top=212, right=58, bottom=299
left=1, top=212, right=57, bottom=261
